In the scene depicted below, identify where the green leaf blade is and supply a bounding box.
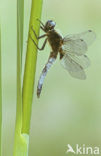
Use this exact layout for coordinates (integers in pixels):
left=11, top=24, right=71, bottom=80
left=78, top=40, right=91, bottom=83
left=0, top=24, right=2, bottom=156
left=22, top=0, right=43, bottom=134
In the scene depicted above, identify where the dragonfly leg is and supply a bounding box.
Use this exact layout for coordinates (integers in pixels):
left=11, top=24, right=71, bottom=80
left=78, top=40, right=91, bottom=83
left=38, top=38, right=47, bottom=50
left=36, top=18, right=45, bottom=27
left=40, top=26, right=45, bottom=32
left=36, top=19, right=45, bottom=32
left=31, top=26, right=46, bottom=40
left=29, top=33, right=47, bottom=51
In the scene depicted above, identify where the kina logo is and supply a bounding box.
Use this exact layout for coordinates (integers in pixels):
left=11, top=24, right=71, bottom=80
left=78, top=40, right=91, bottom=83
left=66, top=144, right=100, bottom=155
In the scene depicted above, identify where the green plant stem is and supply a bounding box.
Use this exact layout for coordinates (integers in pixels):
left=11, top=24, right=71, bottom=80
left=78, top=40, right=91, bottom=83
left=14, top=0, right=24, bottom=135
left=18, top=0, right=24, bottom=61
left=22, top=0, right=43, bottom=134
left=0, top=25, right=2, bottom=156
left=13, top=9, right=22, bottom=155
left=13, top=0, right=25, bottom=155
left=14, top=0, right=43, bottom=155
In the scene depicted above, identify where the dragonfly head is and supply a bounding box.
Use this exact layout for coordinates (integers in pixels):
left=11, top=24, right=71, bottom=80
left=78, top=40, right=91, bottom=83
left=45, top=20, right=56, bottom=32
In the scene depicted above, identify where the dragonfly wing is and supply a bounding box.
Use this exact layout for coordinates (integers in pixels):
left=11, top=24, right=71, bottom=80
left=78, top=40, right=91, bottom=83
left=63, top=38, right=88, bottom=56
left=68, top=70, right=86, bottom=79
left=70, top=54, right=90, bottom=69
left=63, top=30, right=96, bottom=56
left=60, top=54, right=89, bottom=79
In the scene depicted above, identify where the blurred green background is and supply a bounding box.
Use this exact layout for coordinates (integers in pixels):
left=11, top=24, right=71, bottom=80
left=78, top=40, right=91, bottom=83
left=1, top=0, right=101, bottom=155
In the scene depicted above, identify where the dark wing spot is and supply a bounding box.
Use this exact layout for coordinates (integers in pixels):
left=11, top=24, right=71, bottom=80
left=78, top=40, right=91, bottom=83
left=80, top=65, right=83, bottom=70
left=84, top=55, right=87, bottom=58
left=88, top=30, right=92, bottom=32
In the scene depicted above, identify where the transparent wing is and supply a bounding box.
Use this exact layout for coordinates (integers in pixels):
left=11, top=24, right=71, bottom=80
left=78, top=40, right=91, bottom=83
left=63, top=30, right=96, bottom=56
left=62, top=38, right=88, bottom=56
left=68, top=70, right=86, bottom=79
left=61, top=54, right=90, bottom=79
left=70, top=54, right=90, bottom=69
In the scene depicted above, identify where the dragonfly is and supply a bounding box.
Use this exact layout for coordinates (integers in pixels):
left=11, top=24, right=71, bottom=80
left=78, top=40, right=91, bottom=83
left=30, top=19, right=96, bottom=98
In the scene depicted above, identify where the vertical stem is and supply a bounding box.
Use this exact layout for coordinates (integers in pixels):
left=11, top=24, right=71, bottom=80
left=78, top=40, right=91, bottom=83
left=14, top=0, right=43, bottom=155
left=13, top=0, right=24, bottom=155
left=14, top=0, right=24, bottom=132
left=0, top=25, right=2, bottom=156
left=18, top=0, right=24, bottom=61
left=22, top=0, right=43, bottom=134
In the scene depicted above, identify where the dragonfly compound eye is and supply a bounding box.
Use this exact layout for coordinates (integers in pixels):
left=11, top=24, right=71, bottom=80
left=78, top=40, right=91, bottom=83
left=49, top=20, right=56, bottom=27
left=45, top=20, right=56, bottom=30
